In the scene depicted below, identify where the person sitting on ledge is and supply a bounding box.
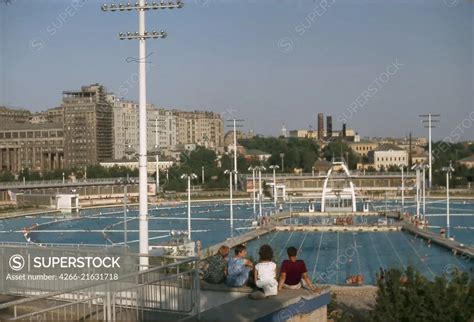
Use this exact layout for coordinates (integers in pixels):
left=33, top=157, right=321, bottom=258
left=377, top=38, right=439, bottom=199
left=225, top=244, right=254, bottom=288
left=278, top=246, right=318, bottom=292
left=203, top=245, right=230, bottom=284
left=250, top=244, right=278, bottom=299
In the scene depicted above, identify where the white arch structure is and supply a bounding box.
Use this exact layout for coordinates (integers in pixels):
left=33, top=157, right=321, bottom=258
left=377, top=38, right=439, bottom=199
left=321, top=161, right=357, bottom=212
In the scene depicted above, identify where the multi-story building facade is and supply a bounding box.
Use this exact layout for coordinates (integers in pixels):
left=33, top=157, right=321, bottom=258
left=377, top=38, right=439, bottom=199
left=289, top=129, right=317, bottom=139
left=62, top=84, right=113, bottom=167
left=111, top=98, right=177, bottom=160
left=174, top=110, right=224, bottom=150
left=147, top=107, right=177, bottom=153
left=111, top=98, right=139, bottom=160
left=368, top=143, right=408, bottom=170
left=348, top=141, right=379, bottom=157
left=0, top=106, right=31, bottom=123
left=0, top=122, right=64, bottom=173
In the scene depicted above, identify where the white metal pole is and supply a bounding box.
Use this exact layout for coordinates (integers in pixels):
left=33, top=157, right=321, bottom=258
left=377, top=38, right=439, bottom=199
left=188, top=176, right=191, bottom=240
left=124, top=184, right=128, bottom=246
left=446, top=171, right=450, bottom=238
left=273, top=168, right=277, bottom=206
left=233, top=119, right=238, bottom=191
left=428, top=114, right=432, bottom=188
left=155, top=118, right=159, bottom=194
left=202, top=166, right=205, bottom=185
left=416, top=168, right=420, bottom=218
left=138, top=0, right=149, bottom=269
left=230, top=172, right=233, bottom=238
left=252, top=168, right=256, bottom=215
left=258, top=168, right=262, bottom=217
left=401, top=166, right=404, bottom=214
left=422, top=166, right=426, bottom=220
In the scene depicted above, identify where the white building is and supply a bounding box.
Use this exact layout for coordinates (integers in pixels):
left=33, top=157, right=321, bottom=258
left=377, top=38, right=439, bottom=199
left=368, top=143, right=408, bottom=171
left=110, top=97, right=177, bottom=160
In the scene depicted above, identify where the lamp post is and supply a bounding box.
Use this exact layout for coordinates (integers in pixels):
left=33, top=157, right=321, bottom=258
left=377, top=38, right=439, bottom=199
left=122, top=178, right=131, bottom=247
left=269, top=165, right=279, bottom=207
left=420, top=113, right=440, bottom=188
left=224, top=170, right=237, bottom=238
left=399, top=165, right=404, bottom=215
left=442, top=161, right=454, bottom=238
left=202, top=166, right=205, bottom=185
left=254, top=166, right=266, bottom=217
left=421, top=164, right=430, bottom=221
left=181, top=173, right=197, bottom=240
left=102, top=0, right=183, bottom=270
left=411, top=164, right=421, bottom=218
left=248, top=166, right=257, bottom=215
left=155, top=118, right=160, bottom=194
left=124, top=144, right=136, bottom=248
left=280, top=153, right=285, bottom=172
left=62, top=172, right=65, bottom=184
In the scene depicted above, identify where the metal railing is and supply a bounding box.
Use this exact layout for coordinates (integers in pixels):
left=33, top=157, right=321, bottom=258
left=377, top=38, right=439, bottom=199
left=0, top=257, right=200, bottom=321
left=242, top=171, right=415, bottom=179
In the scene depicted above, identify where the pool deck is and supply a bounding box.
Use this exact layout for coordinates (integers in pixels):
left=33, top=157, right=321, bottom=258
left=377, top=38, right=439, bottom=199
left=202, top=224, right=277, bottom=259
left=402, top=222, right=474, bottom=258
left=275, top=224, right=402, bottom=232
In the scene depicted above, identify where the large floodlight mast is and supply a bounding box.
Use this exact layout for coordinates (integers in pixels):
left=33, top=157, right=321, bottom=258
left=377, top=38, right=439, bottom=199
left=101, top=0, right=184, bottom=270
left=419, top=113, right=440, bottom=189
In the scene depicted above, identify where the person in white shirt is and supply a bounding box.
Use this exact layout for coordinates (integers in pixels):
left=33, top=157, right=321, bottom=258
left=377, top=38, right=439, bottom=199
left=251, top=244, right=278, bottom=299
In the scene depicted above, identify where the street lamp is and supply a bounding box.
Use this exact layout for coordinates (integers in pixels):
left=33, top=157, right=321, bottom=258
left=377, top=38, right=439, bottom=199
left=181, top=173, right=197, bottom=240
left=411, top=164, right=422, bottom=218
left=442, top=161, right=454, bottom=238
left=280, top=153, right=285, bottom=172
left=399, top=165, right=405, bottom=215
left=102, top=0, right=184, bottom=270
left=248, top=166, right=257, bottom=215
left=149, top=144, right=160, bottom=194
left=224, top=169, right=237, bottom=238
left=255, top=165, right=266, bottom=217
left=62, top=172, right=65, bottom=184
left=420, top=114, right=440, bottom=188
left=269, top=165, right=279, bottom=207
left=421, top=163, right=430, bottom=221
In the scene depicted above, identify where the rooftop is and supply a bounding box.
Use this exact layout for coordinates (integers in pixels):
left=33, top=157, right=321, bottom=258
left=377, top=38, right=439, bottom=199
left=373, top=143, right=404, bottom=152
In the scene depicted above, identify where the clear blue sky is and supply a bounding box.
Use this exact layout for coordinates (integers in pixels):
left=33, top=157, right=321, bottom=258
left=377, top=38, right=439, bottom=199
left=0, top=0, right=472, bottom=140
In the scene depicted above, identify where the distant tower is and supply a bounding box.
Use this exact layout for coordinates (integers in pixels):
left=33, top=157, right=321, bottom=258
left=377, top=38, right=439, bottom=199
left=317, top=113, right=324, bottom=140
left=281, top=123, right=288, bottom=138
left=342, top=123, right=347, bottom=138
left=326, top=116, right=332, bottom=138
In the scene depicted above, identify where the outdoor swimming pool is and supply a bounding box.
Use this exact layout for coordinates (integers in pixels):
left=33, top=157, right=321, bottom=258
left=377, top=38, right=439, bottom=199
left=0, top=199, right=472, bottom=285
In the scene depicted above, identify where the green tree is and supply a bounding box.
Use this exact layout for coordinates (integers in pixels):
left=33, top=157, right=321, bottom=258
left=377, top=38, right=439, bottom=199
left=322, top=139, right=359, bottom=170
left=370, top=266, right=473, bottom=322
left=0, top=171, right=14, bottom=182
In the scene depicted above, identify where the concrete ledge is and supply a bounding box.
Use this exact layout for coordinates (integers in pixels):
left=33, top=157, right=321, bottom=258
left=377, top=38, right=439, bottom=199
left=190, top=289, right=331, bottom=322
left=200, top=280, right=253, bottom=293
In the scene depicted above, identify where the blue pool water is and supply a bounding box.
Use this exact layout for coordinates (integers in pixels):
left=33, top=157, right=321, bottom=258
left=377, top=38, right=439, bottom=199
left=0, top=199, right=472, bottom=285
